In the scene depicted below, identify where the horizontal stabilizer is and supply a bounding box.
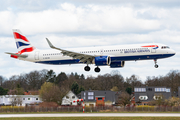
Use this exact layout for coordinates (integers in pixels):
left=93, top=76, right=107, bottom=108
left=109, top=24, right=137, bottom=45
left=5, top=52, right=28, bottom=58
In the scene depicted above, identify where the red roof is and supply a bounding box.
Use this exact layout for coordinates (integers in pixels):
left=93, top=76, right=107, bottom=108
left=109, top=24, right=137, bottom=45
left=24, top=91, right=39, bottom=95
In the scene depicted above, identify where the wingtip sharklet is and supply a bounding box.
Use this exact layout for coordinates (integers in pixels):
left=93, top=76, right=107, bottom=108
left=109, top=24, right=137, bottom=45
left=46, top=38, right=55, bottom=48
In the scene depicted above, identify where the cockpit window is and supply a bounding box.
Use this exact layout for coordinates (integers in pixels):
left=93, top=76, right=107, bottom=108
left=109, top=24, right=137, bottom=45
left=161, top=46, right=170, bottom=49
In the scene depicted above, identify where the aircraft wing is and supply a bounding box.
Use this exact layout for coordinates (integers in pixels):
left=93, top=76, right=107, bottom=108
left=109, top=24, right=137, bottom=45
left=5, top=52, right=28, bottom=58
left=46, top=38, right=95, bottom=64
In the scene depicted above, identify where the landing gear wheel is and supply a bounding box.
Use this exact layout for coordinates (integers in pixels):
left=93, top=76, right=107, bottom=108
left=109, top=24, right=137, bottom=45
left=155, top=64, right=158, bottom=68
left=84, top=66, right=90, bottom=71
left=154, top=59, right=158, bottom=68
left=94, top=67, right=100, bottom=72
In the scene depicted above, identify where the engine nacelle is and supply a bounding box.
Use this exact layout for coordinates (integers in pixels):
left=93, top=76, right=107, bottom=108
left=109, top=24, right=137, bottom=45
left=93, top=56, right=110, bottom=66
left=109, top=61, right=125, bottom=68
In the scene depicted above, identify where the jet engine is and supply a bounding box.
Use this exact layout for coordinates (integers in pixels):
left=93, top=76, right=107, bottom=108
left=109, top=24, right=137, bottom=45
left=109, top=61, right=125, bottom=68
left=93, top=56, right=110, bottom=66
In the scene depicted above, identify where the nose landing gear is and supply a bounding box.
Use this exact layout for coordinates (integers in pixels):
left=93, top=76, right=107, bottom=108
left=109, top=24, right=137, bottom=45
left=154, top=59, right=159, bottom=68
left=155, top=64, right=159, bottom=68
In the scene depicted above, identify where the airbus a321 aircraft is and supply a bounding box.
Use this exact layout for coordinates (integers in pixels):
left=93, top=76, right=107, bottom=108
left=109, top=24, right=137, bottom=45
left=6, top=29, right=176, bottom=72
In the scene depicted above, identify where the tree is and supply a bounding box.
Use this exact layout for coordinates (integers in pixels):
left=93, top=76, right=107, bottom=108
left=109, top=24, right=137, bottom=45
left=55, top=72, right=68, bottom=85
left=80, top=74, right=85, bottom=80
left=71, top=82, right=79, bottom=95
left=46, top=70, right=56, bottom=83
left=10, top=96, right=18, bottom=106
left=0, top=76, right=5, bottom=87
left=117, top=91, right=131, bottom=106
left=153, top=94, right=165, bottom=106
left=80, top=74, right=85, bottom=87
left=7, top=84, right=24, bottom=95
left=164, top=97, right=180, bottom=106
left=79, top=86, right=85, bottom=94
left=126, top=75, right=142, bottom=92
left=11, top=96, right=22, bottom=106
left=0, top=86, right=8, bottom=95
left=39, top=82, right=68, bottom=104
left=16, top=84, right=24, bottom=95
left=125, top=87, right=132, bottom=95
left=74, top=72, right=80, bottom=79
left=8, top=89, right=17, bottom=95
left=111, top=86, right=119, bottom=92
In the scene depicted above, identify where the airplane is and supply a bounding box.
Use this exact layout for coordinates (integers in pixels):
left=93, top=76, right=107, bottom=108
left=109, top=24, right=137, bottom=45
left=5, top=29, right=176, bottom=72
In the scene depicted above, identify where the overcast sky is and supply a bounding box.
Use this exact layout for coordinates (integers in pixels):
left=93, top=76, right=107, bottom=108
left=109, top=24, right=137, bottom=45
left=0, top=0, right=180, bottom=81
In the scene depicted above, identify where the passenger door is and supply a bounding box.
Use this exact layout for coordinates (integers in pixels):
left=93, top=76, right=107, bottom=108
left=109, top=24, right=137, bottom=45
left=35, top=51, right=39, bottom=60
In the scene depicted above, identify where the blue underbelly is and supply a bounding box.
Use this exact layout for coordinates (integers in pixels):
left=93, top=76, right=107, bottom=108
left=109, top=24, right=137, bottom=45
left=35, top=54, right=174, bottom=65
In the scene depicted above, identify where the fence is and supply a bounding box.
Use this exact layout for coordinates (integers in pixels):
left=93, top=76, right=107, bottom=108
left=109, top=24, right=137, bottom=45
left=0, top=106, right=180, bottom=113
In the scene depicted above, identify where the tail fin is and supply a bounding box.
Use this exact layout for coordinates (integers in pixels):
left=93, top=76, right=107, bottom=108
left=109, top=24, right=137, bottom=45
left=13, top=29, right=35, bottom=54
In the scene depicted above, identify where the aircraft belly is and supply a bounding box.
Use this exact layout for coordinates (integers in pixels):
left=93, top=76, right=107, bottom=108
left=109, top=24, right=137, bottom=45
left=35, top=58, right=80, bottom=65
left=111, top=54, right=173, bottom=61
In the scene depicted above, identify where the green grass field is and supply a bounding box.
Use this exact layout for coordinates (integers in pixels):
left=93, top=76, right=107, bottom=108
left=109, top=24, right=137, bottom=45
left=0, top=111, right=180, bottom=114
left=0, top=117, right=180, bottom=120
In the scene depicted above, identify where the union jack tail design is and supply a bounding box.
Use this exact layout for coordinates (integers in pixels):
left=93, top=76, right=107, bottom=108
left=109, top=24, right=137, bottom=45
left=13, top=29, right=35, bottom=54
left=9, top=29, right=36, bottom=59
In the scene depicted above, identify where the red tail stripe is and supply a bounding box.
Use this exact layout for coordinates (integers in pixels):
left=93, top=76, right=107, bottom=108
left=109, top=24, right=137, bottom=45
left=13, top=32, right=29, bottom=42
left=18, top=47, right=34, bottom=54
left=142, top=45, right=158, bottom=47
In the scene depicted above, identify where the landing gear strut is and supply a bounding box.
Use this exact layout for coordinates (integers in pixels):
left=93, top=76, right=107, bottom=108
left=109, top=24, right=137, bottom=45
left=154, top=59, right=158, bottom=68
left=84, top=66, right=90, bottom=71
left=94, top=66, right=100, bottom=72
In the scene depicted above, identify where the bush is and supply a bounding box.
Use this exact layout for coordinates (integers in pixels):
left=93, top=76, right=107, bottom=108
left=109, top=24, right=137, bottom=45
left=136, top=105, right=155, bottom=111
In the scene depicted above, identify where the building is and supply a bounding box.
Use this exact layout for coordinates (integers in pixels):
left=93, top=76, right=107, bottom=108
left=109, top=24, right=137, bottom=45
left=130, top=96, right=135, bottom=105
left=134, top=86, right=171, bottom=105
left=0, top=95, right=42, bottom=106
left=61, top=91, right=79, bottom=106
left=81, top=90, right=117, bottom=107
left=24, top=91, right=39, bottom=95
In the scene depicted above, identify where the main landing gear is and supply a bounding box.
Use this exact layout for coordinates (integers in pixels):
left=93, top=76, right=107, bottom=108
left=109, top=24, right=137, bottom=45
left=94, top=66, right=100, bottom=72
left=84, top=66, right=101, bottom=73
left=154, top=59, right=159, bottom=68
left=84, top=66, right=90, bottom=71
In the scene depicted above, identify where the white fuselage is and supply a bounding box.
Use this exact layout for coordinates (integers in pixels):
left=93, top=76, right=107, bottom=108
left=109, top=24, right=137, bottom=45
left=18, top=43, right=175, bottom=66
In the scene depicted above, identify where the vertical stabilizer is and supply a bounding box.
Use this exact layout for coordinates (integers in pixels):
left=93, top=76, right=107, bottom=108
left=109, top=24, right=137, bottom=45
left=13, top=29, right=35, bottom=54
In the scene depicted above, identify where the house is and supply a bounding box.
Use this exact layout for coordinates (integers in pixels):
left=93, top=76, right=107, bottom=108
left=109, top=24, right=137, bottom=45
left=24, top=91, right=39, bottom=95
left=134, top=86, right=171, bottom=105
left=130, top=96, right=135, bottom=105
left=61, top=91, right=79, bottom=106
left=81, top=90, right=117, bottom=107
left=0, top=95, right=42, bottom=106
